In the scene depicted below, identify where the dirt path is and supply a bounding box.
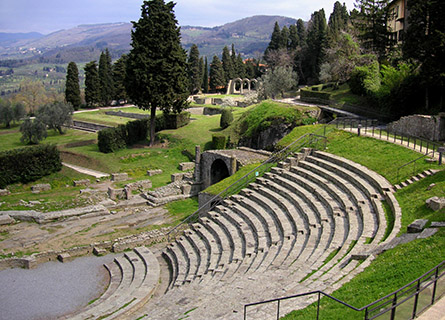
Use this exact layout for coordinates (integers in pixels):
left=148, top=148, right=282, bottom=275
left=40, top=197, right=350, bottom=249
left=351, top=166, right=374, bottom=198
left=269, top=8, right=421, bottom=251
left=62, top=162, right=110, bottom=178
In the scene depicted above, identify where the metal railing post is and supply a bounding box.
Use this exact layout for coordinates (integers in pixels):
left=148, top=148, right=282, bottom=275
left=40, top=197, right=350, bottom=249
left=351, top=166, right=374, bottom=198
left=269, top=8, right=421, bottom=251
left=412, top=279, right=421, bottom=319
left=277, top=300, right=280, bottom=320
left=317, top=292, right=321, bottom=320
left=390, top=293, right=397, bottom=320
left=432, top=267, right=439, bottom=304
left=420, top=140, right=423, bottom=153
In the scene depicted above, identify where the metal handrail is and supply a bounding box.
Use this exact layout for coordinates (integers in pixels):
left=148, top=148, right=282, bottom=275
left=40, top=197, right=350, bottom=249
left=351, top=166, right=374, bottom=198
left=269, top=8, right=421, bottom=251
left=396, top=151, right=433, bottom=182
left=243, top=260, right=445, bottom=320
left=166, top=123, right=336, bottom=242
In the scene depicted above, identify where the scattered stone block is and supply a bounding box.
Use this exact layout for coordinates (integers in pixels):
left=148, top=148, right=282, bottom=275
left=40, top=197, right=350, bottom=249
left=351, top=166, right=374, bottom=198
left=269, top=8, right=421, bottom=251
left=417, top=228, right=438, bottom=239
left=31, top=184, right=51, bottom=193
left=0, top=189, right=10, bottom=196
left=179, top=162, right=195, bottom=171
left=147, top=169, right=162, bottom=176
left=407, top=219, right=428, bottom=233
left=108, top=187, right=125, bottom=200
left=28, top=201, right=41, bottom=206
left=93, top=247, right=107, bottom=256
left=73, top=179, right=90, bottom=187
left=425, top=158, right=437, bottom=163
left=181, top=184, right=192, bottom=195
left=57, top=253, right=73, bottom=263
left=427, top=183, right=436, bottom=190
left=426, top=197, right=445, bottom=211
left=171, top=173, right=185, bottom=183
left=431, top=221, right=445, bottom=228
left=0, top=214, right=15, bottom=225
left=111, top=173, right=129, bottom=182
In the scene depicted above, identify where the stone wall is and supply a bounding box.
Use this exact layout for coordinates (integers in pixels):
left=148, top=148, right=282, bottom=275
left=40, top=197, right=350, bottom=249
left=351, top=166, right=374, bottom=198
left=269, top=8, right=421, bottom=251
left=105, top=110, right=149, bottom=119
left=0, top=228, right=171, bottom=270
left=387, top=113, right=445, bottom=141
left=72, top=121, right=111, bottom=132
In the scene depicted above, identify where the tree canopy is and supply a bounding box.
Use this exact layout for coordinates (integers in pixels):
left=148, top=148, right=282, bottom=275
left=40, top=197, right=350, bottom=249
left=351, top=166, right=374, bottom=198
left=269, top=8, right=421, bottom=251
left=65, top=62, right=81, bottom=110
left=125, top=0, right=189, bottom=146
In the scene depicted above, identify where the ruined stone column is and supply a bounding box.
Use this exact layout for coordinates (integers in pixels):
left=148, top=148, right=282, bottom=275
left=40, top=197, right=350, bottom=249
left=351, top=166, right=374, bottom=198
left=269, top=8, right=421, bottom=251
left=230, top=156, right=237, bottom=175
left=194, top=145, right=201, bottom=182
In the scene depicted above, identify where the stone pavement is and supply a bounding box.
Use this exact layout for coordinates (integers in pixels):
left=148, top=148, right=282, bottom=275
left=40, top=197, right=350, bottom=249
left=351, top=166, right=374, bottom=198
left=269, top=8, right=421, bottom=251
left=417, top=295, right=445, bottom=320
left=63, top=162, right=110, bottom=179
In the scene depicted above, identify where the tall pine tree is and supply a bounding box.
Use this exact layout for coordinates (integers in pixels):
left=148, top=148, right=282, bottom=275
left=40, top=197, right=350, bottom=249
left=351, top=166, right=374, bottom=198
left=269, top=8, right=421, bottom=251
left=84, top=61, right=100, bottom=107
left=354, top=0, right=391, bottom=60
left=65, top=62, right=81, bottom=110
left=125, top=0, right=189, bottom=146
left=265, top=22, right=283, bottom=59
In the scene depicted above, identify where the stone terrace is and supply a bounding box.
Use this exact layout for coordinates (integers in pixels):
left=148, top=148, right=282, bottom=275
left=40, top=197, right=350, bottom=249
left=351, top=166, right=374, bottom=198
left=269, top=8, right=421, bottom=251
left=111, top=149, right=399, bottom=320
left=64, top=149, right=400, bottom=319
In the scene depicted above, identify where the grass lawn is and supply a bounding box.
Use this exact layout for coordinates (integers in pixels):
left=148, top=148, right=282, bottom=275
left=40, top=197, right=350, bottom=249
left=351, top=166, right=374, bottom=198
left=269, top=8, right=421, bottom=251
left=0, top=166, right=94, bottom=212
left=324, top=130, right=442, bottom=185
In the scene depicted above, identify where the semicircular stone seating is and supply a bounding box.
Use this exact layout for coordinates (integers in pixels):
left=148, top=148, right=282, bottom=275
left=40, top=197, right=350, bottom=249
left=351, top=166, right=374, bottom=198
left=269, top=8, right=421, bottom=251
left=81, top=149, right=401, bottom=320
left=65, top=246, right=160, bottom=320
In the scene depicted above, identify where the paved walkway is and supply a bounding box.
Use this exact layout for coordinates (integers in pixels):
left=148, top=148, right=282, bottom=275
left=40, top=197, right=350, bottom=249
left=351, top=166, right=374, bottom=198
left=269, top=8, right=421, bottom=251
left=417, top=295, right=445, bottom=320
left=62, top=162, right=110, bottom=179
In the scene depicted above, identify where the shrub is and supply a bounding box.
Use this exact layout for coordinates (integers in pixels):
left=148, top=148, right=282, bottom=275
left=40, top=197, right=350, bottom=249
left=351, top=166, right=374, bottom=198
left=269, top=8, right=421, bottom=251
left=98, top=126, right=127, bottom=153
left=300, top=88, right=332, bottom=101
left=349, top=62, right=380, bottom=96
left=20, top=118, right=48, bottom=144
left=212, top=134, right=226, bottom=149
left=0, top=144, right=62, bottom=188
left=220, top=108, right=234, bottom=129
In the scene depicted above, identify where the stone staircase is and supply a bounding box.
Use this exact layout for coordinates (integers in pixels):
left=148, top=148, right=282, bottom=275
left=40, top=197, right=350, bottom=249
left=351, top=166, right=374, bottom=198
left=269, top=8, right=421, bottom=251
left=394, top=169, right=440, bottom=190
left=131, top=149, right=401, bottom=319
left=66, top=247, right=160, bottom=320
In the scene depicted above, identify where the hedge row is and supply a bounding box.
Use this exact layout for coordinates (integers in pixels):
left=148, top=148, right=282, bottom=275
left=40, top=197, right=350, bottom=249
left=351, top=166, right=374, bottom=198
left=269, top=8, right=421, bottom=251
left=98, top=112, right=191, bottom=153
left=0, top=144, right=62, bottom=188
left=300, top=88, right=332, bottom=101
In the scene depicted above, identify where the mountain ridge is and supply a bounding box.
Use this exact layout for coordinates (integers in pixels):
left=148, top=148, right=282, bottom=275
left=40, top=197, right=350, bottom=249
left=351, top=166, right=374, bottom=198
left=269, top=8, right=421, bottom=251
left=0, top=15, right=298, bottom=62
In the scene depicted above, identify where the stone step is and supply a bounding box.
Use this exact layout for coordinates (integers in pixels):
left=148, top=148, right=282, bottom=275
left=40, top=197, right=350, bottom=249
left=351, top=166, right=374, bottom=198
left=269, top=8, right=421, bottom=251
left=313, top=151, right=393, bottom=193
left=191, top=222, right=222, bottom=274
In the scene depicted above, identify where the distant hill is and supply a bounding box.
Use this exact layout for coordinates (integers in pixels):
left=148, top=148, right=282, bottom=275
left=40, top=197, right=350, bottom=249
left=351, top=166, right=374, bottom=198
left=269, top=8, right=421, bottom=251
left=0, top=15, right=298, bottom=62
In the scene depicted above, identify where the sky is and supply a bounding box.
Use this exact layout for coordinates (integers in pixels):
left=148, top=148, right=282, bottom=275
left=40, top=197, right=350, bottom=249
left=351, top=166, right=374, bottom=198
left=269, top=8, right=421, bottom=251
left=0, top=0, right=357, bottom=34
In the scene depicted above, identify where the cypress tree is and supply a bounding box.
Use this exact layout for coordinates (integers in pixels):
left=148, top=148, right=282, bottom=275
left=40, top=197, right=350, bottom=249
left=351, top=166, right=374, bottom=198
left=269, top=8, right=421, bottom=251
left=84, top=61, right=100, bottom=107
left=187, top=44, right=201, bottom=94
left=328, top=1, right=349, bottom=35
left=126, top=0, right=189, bottom=146
left=280, top=26, right=290, bottom=49
left=296, top=19, right=306, bottom=45
left=222, top=45, right=235, bottom=85
left=65, top=62, right=81, bottom=110
left=266, top=22, right=282, bottom=56
left=236, top=54, right=246, bottom=79
left=98, top=49, right=114, bottom=106
left=203, top=57, right=209, bottom=93
left=209, top=55, right=225, bottom=92
left=303, top=9, right=328, bottom=83
left=198, top=56, right=204, bottom=93
left=231, top=43, right=237, bottom=65
left=288, top=24, right=300, bottom=51
left=112, top=54, right=128, bottom=104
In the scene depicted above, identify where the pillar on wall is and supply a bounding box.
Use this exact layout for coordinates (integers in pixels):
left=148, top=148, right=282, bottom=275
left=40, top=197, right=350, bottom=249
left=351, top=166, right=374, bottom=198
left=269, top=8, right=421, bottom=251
left=194, top=145, right=201, bottom=182
left=230, top=156, right=237, bottom=175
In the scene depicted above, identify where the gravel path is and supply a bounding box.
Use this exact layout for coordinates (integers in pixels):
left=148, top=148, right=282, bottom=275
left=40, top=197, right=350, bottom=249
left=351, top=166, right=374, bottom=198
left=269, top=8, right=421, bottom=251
left=0, top=254, right=118, bottom=320
left=62, top=162, right=110, bottom=179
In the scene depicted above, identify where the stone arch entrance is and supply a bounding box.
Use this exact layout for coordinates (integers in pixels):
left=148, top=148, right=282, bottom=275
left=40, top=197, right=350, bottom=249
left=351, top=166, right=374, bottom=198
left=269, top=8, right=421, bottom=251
left=210, top=159, right=230, bottom=186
